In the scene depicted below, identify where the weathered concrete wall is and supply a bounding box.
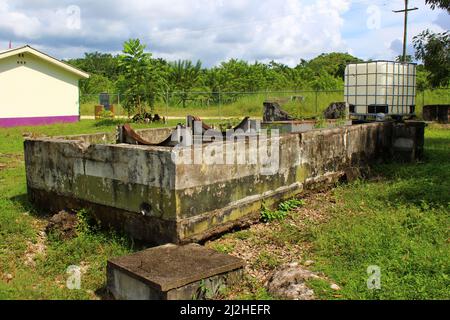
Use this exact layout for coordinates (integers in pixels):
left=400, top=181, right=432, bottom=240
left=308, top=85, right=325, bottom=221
left=26, top=128, right=180, bottom=243
left=25, top=122, right=425, bottom=245
left=262, top=119, right=353, bottom=134
left=173, top=122, right=393, bottom=241
left=58, top=127, right=173, bottom=145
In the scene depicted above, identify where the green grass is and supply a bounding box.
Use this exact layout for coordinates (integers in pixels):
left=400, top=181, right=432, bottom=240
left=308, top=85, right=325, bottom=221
left=0, top=118, right=248, bottom=299
left=0, top=120, right=449, bottom=300
left=211, top=124, right=449, bottom=300
left=305, top=124, right=450, bottom=300
left=81, top=91, right=349, bottom=118
left=253, top=251, right=281, bottom=270
left=210, top=243, right=235, bottom=255
left=0, top=119, right=179, bottom=299
left=415, top=88, right=450, bottom=118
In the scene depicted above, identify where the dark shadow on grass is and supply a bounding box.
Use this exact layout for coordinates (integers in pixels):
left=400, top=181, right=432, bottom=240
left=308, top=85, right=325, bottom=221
left=10, top=193, right=55, bottom=219
left=95, top=285, right=115, bottom=300
left=94, top=119, right=128, bottom=127
left=372, top=136, right=450, bottom=208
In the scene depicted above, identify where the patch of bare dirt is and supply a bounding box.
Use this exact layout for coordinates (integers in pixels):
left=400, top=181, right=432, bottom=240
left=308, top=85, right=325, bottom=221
left=1, top=272, right=14, bottom=283
left=24, top=230, right=47, bottom=268
left=0, top=153, right=24, bottom=170
left=207, top=189, right=340, bottom=299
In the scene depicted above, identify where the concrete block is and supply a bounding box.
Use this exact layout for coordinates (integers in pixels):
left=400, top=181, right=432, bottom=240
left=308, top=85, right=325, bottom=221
left=423, top=105, right=450, bottom=123
left=107, top=244, right=244, bottom=300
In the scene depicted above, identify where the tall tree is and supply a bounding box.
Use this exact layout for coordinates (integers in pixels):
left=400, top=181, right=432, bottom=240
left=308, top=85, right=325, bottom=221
left=395, top=55, right=413, bottom=62
left=306, top=53, right=362, bottom=80
left=413, top=30, right=450, bottom=87
left=117, top=39, right=154, bottom=115
left=425, top=0, right=450, bottom=13
left=168, top=60, right=203, bottom=107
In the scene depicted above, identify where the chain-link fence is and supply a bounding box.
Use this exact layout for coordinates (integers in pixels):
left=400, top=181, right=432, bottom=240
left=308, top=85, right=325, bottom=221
left=80, top=88, right=450, bottom=119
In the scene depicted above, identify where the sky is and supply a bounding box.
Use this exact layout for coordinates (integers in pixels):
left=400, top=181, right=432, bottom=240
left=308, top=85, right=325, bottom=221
left=0, top=0, right=448, bottom=67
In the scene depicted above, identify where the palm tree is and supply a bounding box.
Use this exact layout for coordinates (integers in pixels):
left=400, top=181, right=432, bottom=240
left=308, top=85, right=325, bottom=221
left=168, top=60, right=202, bottom=108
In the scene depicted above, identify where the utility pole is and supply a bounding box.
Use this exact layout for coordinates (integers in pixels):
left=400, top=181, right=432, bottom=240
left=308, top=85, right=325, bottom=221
left=393, top=0, right=418, bottom=62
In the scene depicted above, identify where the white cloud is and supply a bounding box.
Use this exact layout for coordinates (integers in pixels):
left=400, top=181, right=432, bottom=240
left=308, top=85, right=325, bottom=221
left=0, top=0, right=446, bottom=65
left=0, top=2, right=41, bottom=38
left=0, top=0, right=352, bottom=66
left=342, top=0, right=447, bottom=61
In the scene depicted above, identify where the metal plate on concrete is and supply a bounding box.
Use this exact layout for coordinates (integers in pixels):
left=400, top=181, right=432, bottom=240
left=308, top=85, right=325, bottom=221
left=108, top=244, right=244, bottom=292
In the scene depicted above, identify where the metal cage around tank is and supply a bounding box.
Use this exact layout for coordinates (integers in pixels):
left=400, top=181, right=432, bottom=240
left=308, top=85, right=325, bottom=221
left=344, top=60, right=417, bottom=117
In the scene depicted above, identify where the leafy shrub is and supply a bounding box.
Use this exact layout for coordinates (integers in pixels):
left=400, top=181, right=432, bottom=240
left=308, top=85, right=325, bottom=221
left=98, top=110, right=114, bottom=119
left=76, top=209, right=100, bottom=235
left=261, top=206, right=287, bottom=223
left=261, top=198, right=305, bottom=222
left=279, top=198, right=305, bottom=211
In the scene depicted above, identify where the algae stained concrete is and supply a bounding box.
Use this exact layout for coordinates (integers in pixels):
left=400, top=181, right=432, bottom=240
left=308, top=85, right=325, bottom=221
left=24, top=122, right=425, bottom=245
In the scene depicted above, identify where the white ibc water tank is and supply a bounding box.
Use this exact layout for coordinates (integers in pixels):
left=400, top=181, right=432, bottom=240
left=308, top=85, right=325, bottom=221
left=345, top=61, right=416, bottom=115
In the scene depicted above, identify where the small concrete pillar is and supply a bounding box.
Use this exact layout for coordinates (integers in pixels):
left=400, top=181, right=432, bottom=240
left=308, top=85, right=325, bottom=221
left=423, top=105, right=450, bottom=123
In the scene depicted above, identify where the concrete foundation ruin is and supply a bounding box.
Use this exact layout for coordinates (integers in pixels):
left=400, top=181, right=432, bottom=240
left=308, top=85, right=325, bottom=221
left=24, top=119, right=425, bottom=245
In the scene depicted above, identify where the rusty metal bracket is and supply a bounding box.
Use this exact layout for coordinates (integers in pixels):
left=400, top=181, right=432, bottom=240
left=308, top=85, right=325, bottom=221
left=117, top=116, right=259, bottom=147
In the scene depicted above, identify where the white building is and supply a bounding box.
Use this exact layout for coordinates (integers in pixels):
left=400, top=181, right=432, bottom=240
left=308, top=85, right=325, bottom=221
left=0, top=45, right=89, bottom=127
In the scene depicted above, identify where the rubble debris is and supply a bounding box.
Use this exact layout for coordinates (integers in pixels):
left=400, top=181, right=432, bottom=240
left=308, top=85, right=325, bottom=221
left=45, top=210, right=79, bottom=240
left=24, top=230, right=47, bottom=267
left=132, top=112, right=153, bottom=123
left=131, top=113, right=167, bottom=124
left=323, top=102, right=349, bottom=119
left=186, top=115, right=257, bottom=135
left=330, top=283, right=341, bottom=291
left=152, top=114, right=163, bottom=123
left=304, top=260, right=315, bottom=267
left=266, top=262, right=320, bottom=300
left=118, top=123, right=158, bottom=146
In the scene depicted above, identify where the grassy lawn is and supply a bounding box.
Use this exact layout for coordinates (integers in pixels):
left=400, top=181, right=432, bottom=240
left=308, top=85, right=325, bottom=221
left=0, top=120, right=177, bottom=299
left=0, top=120, right=448, bottom=300
left=304, top=125, right=450, bottom=300
left=80, top=91, right=342, bottom=118
left=208, top=124, right=450, bottom=300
